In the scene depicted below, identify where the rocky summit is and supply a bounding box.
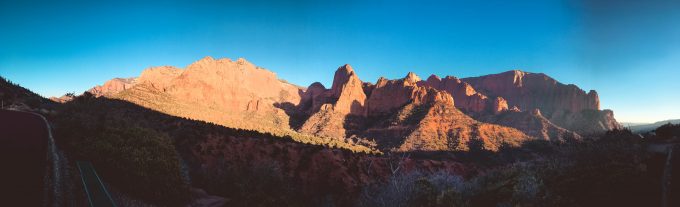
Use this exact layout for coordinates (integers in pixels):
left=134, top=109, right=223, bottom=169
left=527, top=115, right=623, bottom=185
left=86, top=56, right=620, bottom=152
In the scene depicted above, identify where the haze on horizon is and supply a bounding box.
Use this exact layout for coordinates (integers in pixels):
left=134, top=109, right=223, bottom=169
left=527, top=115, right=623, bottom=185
left=1, top=0, right=679, bottom=123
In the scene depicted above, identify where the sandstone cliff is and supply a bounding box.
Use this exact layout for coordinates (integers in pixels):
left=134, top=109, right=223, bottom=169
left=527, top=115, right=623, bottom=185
left=107, top=57, right=308, bottom=138
left=137, top=66, right=183, bottom=91
left=421, top=75, right=489, bottom=114
left=86, top=57, right=620, bottom=153
left=477, top=109, right=582, bottom=142
left=462, top=70, right=600, bottom=115
left=167, top=57, right=301, bottom=113
left=395, top=89, right=530, bottom=152
left=88, top=77, right=137, bottom=97
left=462, top=70, right=619, bottom=134
left=366, top=73, right=428, bottom=117
left=299, top=64, right=368, bottom=139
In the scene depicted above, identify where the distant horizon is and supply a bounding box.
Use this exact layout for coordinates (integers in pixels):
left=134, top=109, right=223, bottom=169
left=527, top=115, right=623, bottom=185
left=2, top=0, right=679, bottom=123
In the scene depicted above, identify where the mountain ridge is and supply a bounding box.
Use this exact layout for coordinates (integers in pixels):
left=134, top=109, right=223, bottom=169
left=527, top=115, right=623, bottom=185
left=77, top=56, right=621, bottom=152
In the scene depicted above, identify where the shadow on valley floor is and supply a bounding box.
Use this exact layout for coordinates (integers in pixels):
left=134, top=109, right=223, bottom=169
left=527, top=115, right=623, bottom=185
left=273, top=101, right=308, bottom=130
left=52, top=93, right=468, bottom=206
left=50, top=93, right=338, bottom=206
left=362, top=130, right=671, bottom=207
left=47, top=93, right=678, bottom=206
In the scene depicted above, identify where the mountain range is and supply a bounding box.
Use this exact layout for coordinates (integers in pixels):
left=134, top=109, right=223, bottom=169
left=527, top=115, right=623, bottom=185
left=626, top=119, right=680, bottom=133
left=75, top=56, right=621, bottom=153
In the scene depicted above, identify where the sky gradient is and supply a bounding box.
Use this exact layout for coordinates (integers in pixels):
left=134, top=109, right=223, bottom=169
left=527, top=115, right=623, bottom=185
left=1, top=0, right=679, bottom=123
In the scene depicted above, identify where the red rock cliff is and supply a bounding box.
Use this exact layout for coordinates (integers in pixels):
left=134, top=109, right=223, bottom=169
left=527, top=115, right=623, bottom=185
left=88, top=77, right=137, bottom=97
left=462, top=70, right=600, bottom=115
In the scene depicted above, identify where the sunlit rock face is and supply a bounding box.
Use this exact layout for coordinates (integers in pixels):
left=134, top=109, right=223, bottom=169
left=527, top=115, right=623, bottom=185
left=90, top=56, right=305, bottom=135
left=299, top=64, right=368, bottom=139
left=328, top=64, right=367, bottom=116
left=137, top=66, right=182, bottom=91
left=366, top=73, right=428, bottom=117
left=462, top=70, right=619, bottom=135
left=86, top=57, right=620, bottom=152
left=462, top=70, right=600, bottom=115
left=167, top=56, right=302, bottom=113
left=88, top=77, right=137, bottom=97
left=422, top=75, right=488, bottom=113
left=390, top=88, right=529, bottom=152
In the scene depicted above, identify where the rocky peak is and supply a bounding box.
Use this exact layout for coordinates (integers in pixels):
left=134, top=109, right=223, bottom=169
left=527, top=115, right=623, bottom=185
left=236, top=57, right=248, bottom=64
left=191, top=56, right=217, bottom=68
left=587, top=90, right=601, bottom=109
left=366, top=76, right=426, bottom=116
left=235, top=57, right=256, bottom=68
left=404, top=72, right=421, bottom=85
left=426, top=74, right=442, bottom=85
left=331, top=64, right=356, bottom=96
left=87, top=77, right=138, bottom=97
left=299, top=82, right=328, bottom=113
left=167, top=56, right=302, bottom=114
left=328, top=64, right=367, bottom=116
left=425, top=90, right=454, bottom=106
left=362, top=82, right=375, bottom=97
left=423, top=76, right=489, bottom=113
left=138, top=66, right=183, bottom=90
left=308, top=82, right=326, bottom=90
left=49, top=93, right=75, bottom=103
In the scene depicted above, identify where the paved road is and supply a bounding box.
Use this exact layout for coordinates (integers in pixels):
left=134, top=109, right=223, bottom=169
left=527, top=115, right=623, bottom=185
left=0, top=109, right=49, bottom=206
left=77, top=161, right=117, bottom=207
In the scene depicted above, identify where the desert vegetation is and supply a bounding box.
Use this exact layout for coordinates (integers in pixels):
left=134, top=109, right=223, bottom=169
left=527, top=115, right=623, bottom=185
left=50, top=93, right=383, bottom=206
left=359, top=128, right=661, bottom=206
left=0, top=76, right=54, bottom=109
left=52, top=93, right=190, bottom=205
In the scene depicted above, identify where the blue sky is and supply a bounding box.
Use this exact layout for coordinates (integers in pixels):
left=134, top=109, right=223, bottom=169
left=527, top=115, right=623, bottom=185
left=1, top=0, right=678, bottom=123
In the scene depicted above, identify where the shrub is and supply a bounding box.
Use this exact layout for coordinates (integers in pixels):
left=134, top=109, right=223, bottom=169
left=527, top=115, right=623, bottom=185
left=194, top=160, right=309, bottom=207
left=655, top=123, right=680, bottom=139
left=53, top=96, right=190, bottom=205
left=359, top=130, right=657, bottom=206
left=358, top=171, right=466, bottom=207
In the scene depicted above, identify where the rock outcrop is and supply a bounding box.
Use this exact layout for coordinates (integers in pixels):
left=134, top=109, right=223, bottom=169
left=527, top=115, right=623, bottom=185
left=138, top=66, right=183, bottom=91
left=168, top=57, right=302, bottom=113
left=421, top=75, right=490, bottom=114
left=491, top=97, right=509, bottom=115
left=396, top=89, right=530, bottom=152
left=462, top=70, right=600, bottom=115
left=298, top=82, right=327, bottom=113
left=462, top=70, right=618, bottom=134
left=299, top=64, right=368, bottom=138
left=328, top=64, right=367, bottom=116
left=366, top=73, right=428, bottom=117
left=478, top=109, right=582, bottom=142
left=88, top=77, right=137, bottom=97
left=49, top=94, right=75, bottom=103
left=548, top=109, right=621, bottom=136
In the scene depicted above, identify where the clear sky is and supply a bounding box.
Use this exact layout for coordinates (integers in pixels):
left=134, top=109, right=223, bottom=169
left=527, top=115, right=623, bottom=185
left=1, top=0, right=678, bottom=123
